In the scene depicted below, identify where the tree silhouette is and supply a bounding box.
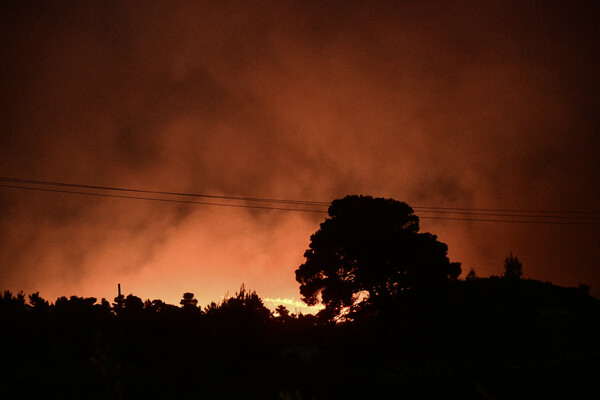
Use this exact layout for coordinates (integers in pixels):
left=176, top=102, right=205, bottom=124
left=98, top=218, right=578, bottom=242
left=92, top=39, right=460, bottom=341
left=295, top=195, right=461, bottom=320
left=180, top=292, right=201, bottom=316
left=465, top=268, right=478, bottom=281
left=54, top=295, right=97, bottom=312
left=124, top=294, right=144, bottom=311
left=1, top=281, right=598, bottom=399
left=274, top=305, right=292, bottom=323
left=503, top=253, right=523, bottom=280
left=205, top=284, right=271, bottom=325
left=180, top=292, right=199, bottom=309
left=113, top=293, right=125, bottom=313
left=28, top=292, right=50, bottom=312
left=0, top=290, right=27, bottom=316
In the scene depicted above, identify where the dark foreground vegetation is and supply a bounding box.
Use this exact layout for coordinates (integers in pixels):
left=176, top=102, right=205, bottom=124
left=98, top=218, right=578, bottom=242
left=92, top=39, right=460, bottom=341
left=1, top=279, right=599, bottom=400
left=3, top=197, right=598, bottom=399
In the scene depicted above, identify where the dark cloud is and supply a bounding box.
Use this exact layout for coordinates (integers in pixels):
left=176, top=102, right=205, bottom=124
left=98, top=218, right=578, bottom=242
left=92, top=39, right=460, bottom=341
left=1, top=0, right=598, bottom=304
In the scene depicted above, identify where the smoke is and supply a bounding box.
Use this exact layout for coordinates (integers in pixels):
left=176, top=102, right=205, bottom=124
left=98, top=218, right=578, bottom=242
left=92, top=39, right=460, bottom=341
left=1, top=0, right=598, bottom=304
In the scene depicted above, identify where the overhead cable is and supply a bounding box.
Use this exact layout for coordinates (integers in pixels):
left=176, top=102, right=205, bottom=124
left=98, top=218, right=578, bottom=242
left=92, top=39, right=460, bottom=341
left=1, top=177, right=599, bottom=225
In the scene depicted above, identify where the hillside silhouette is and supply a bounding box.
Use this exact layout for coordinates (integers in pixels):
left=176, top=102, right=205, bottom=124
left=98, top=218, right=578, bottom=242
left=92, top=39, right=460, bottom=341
left=1, top=277, right=598, bottom=399
left=2, top=196, right=598, bottom=399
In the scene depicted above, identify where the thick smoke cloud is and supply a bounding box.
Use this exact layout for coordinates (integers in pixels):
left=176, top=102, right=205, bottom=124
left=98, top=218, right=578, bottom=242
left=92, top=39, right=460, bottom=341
left=1, top=0, right=598, bottom=305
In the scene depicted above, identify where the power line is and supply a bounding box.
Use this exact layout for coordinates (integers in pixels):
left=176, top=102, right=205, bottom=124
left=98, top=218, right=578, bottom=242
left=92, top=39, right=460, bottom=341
left=1, top=177, right=599, bottom=224
left=412, top=205, right=599, bottom=215
left=0, top=177, right=330, bottom=206
left=3, top=177, right=600, bottom=215
left=0, top=184, right=328, bottom=214
left=418, top=215, right=599, bottom=225
left=414, top=209, right=600, bottom=220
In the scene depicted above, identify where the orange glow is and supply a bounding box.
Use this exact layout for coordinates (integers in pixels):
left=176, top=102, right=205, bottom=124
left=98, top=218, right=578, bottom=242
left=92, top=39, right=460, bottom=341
left=0, top=1, right=598, bottom=306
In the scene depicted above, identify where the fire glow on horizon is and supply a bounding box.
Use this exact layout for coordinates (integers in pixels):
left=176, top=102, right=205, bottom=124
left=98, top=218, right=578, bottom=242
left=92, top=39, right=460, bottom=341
left=0, top=1, right=598, bottom=306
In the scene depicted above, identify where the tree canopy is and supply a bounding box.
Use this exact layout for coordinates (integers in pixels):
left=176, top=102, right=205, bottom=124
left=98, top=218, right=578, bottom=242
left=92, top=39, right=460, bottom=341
left=295, top=195, right=461, bottom=320
left=503, top=252, right=523, bottom=279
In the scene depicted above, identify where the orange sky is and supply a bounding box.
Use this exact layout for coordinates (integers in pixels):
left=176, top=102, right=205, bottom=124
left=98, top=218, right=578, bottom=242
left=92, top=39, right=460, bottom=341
left=1, top=1, right=599, bottom=307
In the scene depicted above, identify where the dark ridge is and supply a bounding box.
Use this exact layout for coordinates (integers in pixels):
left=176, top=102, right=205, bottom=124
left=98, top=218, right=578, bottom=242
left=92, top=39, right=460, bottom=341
left=1, top=279, right=598, bottom=399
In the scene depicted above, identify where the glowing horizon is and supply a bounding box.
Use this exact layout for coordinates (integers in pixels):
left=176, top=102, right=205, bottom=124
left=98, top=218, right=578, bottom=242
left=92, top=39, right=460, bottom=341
left=1, top=1, right=598, bottom=304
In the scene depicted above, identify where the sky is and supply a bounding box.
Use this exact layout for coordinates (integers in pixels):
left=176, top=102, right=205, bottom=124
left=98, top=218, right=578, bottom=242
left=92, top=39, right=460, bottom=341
left=1, top=0, right=599, bottom=309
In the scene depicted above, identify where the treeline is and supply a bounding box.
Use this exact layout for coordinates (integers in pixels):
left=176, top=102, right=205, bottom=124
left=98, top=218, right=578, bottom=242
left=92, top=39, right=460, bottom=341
left=1, top=279, right=599, bottom=399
